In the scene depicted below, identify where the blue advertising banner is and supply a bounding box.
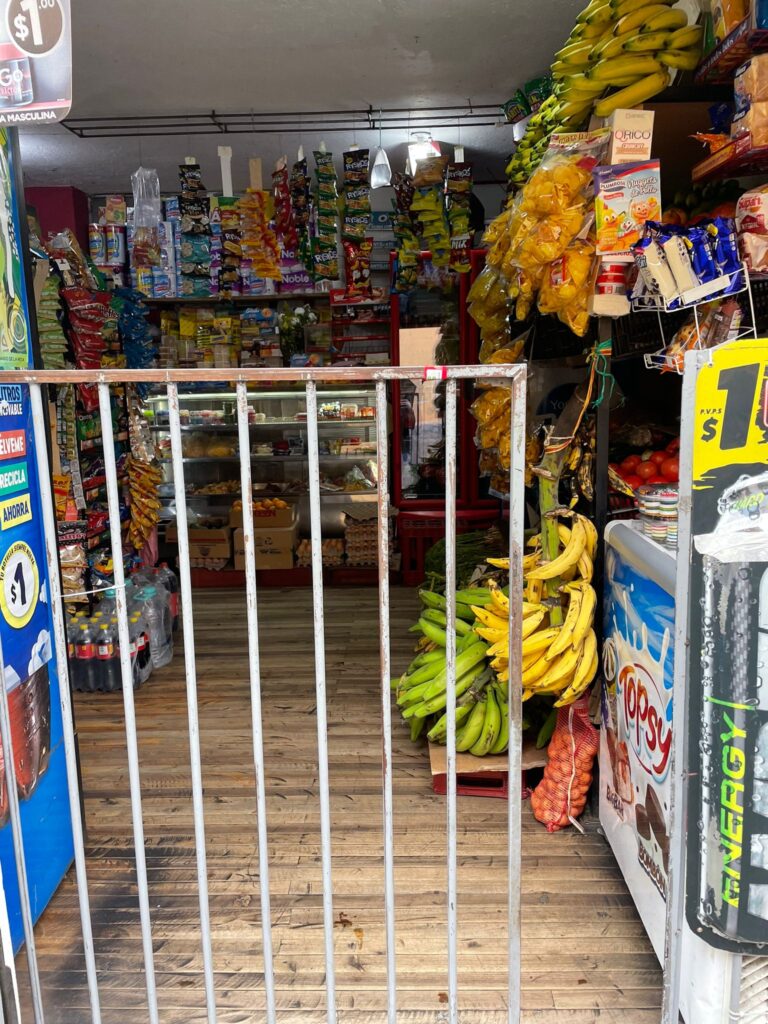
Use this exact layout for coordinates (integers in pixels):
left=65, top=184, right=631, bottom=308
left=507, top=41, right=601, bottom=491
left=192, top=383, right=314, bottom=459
left=0, top=126, right=72, bottom=950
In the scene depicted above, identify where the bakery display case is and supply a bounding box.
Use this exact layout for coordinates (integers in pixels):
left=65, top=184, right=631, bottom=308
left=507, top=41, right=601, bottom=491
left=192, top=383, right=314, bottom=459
left=146, top=386, right=383, bottom=537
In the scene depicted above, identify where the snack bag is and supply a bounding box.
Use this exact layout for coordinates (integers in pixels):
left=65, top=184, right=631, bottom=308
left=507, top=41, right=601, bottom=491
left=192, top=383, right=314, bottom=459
left=530, top=699, right=599, bottom=832
left=736, top=184, right=768, bottom=272
left=343, top=238, right=373, bottom=298
left=594, top=160, right=662, bottom=260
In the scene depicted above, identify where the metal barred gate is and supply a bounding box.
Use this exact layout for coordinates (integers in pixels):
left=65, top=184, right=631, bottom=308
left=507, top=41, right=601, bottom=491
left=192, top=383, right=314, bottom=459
left=0, top=363, right=532, bottom=1024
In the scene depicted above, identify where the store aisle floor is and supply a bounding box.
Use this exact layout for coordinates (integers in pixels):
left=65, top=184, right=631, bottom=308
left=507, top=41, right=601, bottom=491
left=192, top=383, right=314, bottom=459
left=19, top=588, right=660, bottom=1023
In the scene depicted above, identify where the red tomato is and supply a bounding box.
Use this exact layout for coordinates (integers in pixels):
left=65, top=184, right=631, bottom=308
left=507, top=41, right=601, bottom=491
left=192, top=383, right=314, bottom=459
left=623, top=474, right=642, bottom=490
left=661, top=456, right=679, bottom=481
left=666, top=438, right=680, bottom=453
left=636, top=460, right=657, bottom=480
left=649, top=451, right=667, bottom=466
left=647, top=475, right=666, bottom=484
left=621, top=454, right=641, bottom=472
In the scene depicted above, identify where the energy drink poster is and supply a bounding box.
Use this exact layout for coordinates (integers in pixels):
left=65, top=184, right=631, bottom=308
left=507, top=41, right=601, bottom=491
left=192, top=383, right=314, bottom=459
left=0, top=127, right=71, bottom=950
left=686, top=339, right=768, bottom=954
left=0, top=0, right=70, bottom=127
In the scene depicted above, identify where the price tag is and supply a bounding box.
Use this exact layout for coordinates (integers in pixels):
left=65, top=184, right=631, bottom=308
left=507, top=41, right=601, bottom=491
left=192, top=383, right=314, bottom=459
left=0, top=539, right=38, bottom=629
left=692, top=346, right=768, bottom=487
left=6, top=0, right=63, bottom=56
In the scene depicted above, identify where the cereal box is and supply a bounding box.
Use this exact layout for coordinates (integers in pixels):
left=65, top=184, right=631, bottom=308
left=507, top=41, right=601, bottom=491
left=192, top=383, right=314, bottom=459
left=594, top=160, right=661, bottom=261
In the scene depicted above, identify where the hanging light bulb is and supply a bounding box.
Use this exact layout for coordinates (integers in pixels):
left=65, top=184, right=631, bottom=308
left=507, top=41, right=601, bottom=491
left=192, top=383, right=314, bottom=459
left=371, top=109, right=391, bottom=188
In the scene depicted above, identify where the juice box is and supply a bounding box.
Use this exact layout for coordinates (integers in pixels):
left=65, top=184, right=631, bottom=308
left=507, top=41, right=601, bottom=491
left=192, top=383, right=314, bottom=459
left=594, top=159, right=662, bottom=261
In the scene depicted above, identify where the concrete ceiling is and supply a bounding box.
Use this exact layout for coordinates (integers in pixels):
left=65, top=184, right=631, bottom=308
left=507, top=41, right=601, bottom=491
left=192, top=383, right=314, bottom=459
left=18, top=0, right=582, bottom=193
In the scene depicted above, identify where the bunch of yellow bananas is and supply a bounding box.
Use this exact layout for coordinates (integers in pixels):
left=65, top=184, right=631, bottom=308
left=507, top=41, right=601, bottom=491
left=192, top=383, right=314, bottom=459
left=479, top=513, right=599, bottom=707
left=550, top=0, right=703, bottom=124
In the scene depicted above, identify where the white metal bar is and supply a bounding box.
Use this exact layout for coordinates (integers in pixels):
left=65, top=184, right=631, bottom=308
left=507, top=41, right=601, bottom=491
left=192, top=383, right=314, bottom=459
left=375, top=380, right=396, bottom=1024
left=29, top=384, right=101, bottom=1024
left=305, top=380, right=337, bottom=1024
left=660, top=351, right=699, bottom=1024
left=97, top=383, right=159, bottom=1024
left=235, top=381, right=277, bottom=1024
left=0, top=637, right=44, bottom=1024
left=167, top=383, right=218, bottom=1024
left=444, top=378, right=458, bottom=1024
left=507, top=372, right=527, bottom=1024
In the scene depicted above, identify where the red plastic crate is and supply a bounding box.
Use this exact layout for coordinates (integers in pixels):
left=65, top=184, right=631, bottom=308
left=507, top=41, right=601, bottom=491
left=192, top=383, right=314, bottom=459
left=431, top=768, right=531, bottom=800
left=398, top=509, right=500, bottom=587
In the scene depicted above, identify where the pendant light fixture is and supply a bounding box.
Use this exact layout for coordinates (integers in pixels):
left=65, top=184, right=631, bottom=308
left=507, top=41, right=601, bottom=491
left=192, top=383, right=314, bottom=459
left=370, top=109, right=392, bottom=188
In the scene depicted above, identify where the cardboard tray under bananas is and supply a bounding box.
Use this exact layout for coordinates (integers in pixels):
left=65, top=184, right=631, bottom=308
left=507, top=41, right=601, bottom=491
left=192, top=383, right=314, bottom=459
left=428, top=738, right=547, bottom=776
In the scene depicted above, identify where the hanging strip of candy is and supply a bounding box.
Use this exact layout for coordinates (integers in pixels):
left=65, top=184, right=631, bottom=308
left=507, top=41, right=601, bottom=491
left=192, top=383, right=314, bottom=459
left=240, top=190, right=282, bottom=284
left=178, top=163, right=213, bottom=298
left=410, top=184, right=451, bottom=268
left=290, top=158, right=313, bottom=275
left=273, top=160, right=298, bottom=252
left=112, top=288, right=156, bottom=397
left=445, top=162, right=473, bottom=273
left=126, top=391, right=162, bottom=552
left=392, top=172, right=420, bottom=292
left=342, top=149, right=371, bottom=243
left=313, top=150, right=340, bottom=281
left=218, top=196, right=242, bottom=296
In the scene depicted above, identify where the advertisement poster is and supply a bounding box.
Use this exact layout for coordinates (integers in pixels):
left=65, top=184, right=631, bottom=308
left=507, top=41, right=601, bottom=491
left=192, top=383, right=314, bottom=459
left=600, top=533, right=675, bottom=956
left=0, top=127, right=71, bottom=950
left=685, top=340, right=768, bottom=954
left=0, top=0, right=71, bottom=127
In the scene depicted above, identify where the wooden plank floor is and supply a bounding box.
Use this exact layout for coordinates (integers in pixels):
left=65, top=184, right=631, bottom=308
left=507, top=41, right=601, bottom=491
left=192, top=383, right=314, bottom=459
left=18, top=588, right=661, bottom=1023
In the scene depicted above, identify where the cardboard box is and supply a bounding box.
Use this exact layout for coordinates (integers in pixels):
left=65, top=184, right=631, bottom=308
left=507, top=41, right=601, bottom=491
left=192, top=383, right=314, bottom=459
left=166, top=523, right=232, bottom=560
left=233, top=521, right=298, bottom=570
left=229, top=504, right=294, bottom=529
left=607, top=109, right=655, bottom=165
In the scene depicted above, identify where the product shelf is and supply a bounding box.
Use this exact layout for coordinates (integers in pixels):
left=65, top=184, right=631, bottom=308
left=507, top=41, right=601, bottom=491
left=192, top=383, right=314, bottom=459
left=148, top=418, right=377, bottom=431
left=695, top=15, right=768, bottom=84
left=691, top=132, right=768, bottom=182
left=143, top=291, right=331, bottom=305
left=158, top=455, right=377, bottom=464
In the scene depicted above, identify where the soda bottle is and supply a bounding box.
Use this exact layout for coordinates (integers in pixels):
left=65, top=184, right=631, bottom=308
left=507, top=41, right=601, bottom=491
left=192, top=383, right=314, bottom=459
left=66, top=614, right=80, bottom=690
left=96, top=621, right=119, bottom=692
left=75, top=622, right=97, bottom=692
left=8, top=664, right=51, bottom=800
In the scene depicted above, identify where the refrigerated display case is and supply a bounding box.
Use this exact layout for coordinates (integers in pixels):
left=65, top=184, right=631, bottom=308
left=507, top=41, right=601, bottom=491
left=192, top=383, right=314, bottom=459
left=390, top=251, right=496, bottom=511
left=146, top=385, right=382, bottom=539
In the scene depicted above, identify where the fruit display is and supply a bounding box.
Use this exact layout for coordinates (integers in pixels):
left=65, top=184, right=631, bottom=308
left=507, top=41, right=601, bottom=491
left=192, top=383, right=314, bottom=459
left=505, top=0, right=703, bottom=187
left=611, top=435, right=680, bottom=491
left=232, top=497, right=290, bottom=514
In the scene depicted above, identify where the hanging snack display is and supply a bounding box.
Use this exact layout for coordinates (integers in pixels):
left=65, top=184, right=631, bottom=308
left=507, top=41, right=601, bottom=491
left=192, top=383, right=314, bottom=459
left=313, top=149, right=340, bottom=280
left=343, top=238, right=373, bottom=299
left=36, top=269, right=68, bottom=369
left=113, top=288, right=156, bottom=396
left=392, top=172, right=420, bottom=291
left=342, top=149, right=371, bottom=243
left=239, top=189, right=281, bottom=281
left=178, top=163, right=213, bottom=298
left=290, top=158, right=313, bottom=274
left=218, top=197, right=243, bottom=296
left=273, top=159, right=299, bottom=251
left=126, top=398, right=162, bottom=552
left=445, top=161, right=473, bottom=272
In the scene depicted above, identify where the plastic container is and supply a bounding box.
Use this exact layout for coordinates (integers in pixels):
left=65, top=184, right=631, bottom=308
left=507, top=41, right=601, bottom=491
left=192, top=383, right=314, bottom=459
left=141, top=585, right=173, bottom=670
left=96, top=621, right=121, bottom=692
left=131, top=613, right=153, bottom=685
left=154, top=563, right=181, bottom=632
left=7, top=664, right=51, bottom=800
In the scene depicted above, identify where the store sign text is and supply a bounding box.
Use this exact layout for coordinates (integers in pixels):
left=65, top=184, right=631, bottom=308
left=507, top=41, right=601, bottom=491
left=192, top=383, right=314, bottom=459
left=719, top=712, right=746, bottom=908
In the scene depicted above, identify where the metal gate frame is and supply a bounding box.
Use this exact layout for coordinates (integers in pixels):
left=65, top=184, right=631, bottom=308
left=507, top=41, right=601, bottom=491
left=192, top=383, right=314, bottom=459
left=0, top=363, right=527, bottom=1024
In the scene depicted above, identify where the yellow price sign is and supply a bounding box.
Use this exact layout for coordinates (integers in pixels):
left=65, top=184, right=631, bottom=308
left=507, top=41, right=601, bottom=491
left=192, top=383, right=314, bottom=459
left=692, top=340, right=768, bottom=489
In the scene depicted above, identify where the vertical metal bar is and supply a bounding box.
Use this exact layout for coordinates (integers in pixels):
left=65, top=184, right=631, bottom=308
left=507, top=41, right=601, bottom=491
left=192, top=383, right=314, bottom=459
left=660, top=351, right=698, bottom=1024
left=235, top=382, right=277, bottom=1024
left=305, top=380, right=337, bottom=1024
left=443, top=378, right=458, bottom=1024
left=29, top=384, right=101, bottom=1024
left=507, top=368, right=526, bottom=1024
left=0, top=636, right=44, bottom=1024
left=97, top=383, right=159, bottom=1024
left=167, top=384, right=217, bottom=1023
left=375, top=380, right=396, bottom=1024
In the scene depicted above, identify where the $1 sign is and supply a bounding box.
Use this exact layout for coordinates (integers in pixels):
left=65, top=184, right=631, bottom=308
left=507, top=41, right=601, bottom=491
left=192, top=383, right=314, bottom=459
left=6, top=0, right=64, bottom=56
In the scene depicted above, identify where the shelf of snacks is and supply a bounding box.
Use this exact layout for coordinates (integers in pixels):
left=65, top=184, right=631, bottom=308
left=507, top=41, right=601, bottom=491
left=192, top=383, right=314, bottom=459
left=692, top=132, right=768, bottom=182
left=144, top=291, right=330, bottom=305
left=695, top=14, right=768, bottom=84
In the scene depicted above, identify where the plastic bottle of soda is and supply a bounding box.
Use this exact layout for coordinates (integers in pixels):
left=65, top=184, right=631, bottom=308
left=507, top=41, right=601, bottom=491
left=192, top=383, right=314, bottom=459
left=96, top=621, right=120, bottom=692
left=75, top=621, right=97, bottom=692
left=66, top=615, right=81, bottom=690
left=131, top=612, right=152, bottom=685
left=155, top=563, right=181, bottom=632
left=8, top=663, right=51, bottom=799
